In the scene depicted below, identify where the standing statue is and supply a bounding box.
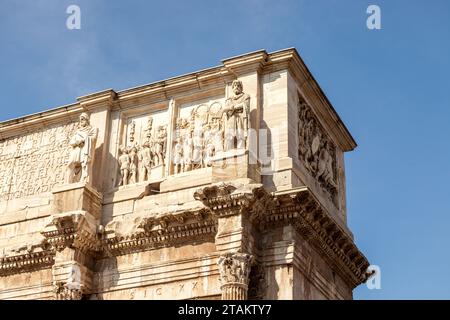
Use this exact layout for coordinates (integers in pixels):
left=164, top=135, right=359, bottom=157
left=118, top=146, right=131, bottom=186
left=144, top=117, right=153, bottom=140
left=209, top=118, right=224, bottom=153
left=173, top=137, right=183, bottom=174
left=183, top=129, right=194, bottom=172
left=221, top=80, right=250, bottom=150
left=203, top=123, right=215, bottom=167
left=192, top=128, right=203, bottom=169
left=129, top=146, right=139, bottom=184
left=138, top=141, right=153, bottom=182
left=66, top=113, right=98, bottom=184
left=153, top=126, right=167, bottom=166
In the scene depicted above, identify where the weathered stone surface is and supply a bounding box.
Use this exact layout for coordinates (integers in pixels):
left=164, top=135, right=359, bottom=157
left=0, top=48, right=369, bottom=300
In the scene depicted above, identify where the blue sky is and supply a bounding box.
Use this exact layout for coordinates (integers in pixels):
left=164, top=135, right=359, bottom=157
left=1, top=0, right=450, bottom=299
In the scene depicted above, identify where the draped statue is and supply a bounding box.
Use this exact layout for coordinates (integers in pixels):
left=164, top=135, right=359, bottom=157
left=66, top=113, right=98, bottom=184
left=221, top=80, right=250, bottom=150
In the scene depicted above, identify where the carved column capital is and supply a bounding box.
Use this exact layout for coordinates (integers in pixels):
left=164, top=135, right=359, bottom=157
left=53, top=281, right=83, bottom=300
left=217, top=252, right=253, bottom=300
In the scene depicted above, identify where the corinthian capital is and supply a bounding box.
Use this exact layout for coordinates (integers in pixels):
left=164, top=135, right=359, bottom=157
left=217, top=252, right=253, bottom=285
left=54, top=281, right=83, bottom=300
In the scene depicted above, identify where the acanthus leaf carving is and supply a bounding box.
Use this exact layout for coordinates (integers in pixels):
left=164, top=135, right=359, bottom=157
left=54, top=281, right=83, bottom=300
left=217, top=252, right=253, bottom=285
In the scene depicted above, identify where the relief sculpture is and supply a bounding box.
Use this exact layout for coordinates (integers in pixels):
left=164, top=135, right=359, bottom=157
left=171, top=80, right=250, bottom=174
left=117, top=116, right=167, bottom=186
left=297, top=93, right=338, bottom=200
left=115, top=80, right=250, bottom=184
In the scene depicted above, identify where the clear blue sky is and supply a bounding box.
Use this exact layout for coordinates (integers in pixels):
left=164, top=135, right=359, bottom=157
left=1, top=0, right=449, bottom=299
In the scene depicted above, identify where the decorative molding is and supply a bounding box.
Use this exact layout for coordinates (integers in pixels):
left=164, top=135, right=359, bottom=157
left=2, top=185, right=369, bottom=290
left=193, top=182, right=273, bottom=218
left=196, top=182, right=370, bottom=288
left=41, top=211, right=100, bottom=254
left=103, top=209, right=216, bottom=256
left=269, top=189, right=370, bottom=288
left=0, top=247, right=54, bottom=277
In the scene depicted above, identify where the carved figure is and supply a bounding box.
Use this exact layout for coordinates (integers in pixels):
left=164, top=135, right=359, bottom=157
left=66, top=113, right=98, bottom=184
left=203, top=123, right=215, bottom=167
left=221, top=80, right=250, bottom=150
left=183, top=130, right=194, bottom=172
left=138, top=141, right=152, bottom=182
left=154, top=126, right=167, bottom=166
left=192, top=128, right=203, bottom=169
left=129, top=146, right=139, bottom=184
left=297, top=93, right=337, bottom=198
left=173, top=138, right=183, bottom=174
left=118, top=146, right=130, bottom=186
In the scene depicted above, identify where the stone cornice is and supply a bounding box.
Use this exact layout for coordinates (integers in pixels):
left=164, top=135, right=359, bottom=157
left=103, top=208, right=216, bottom=257
left=1, top=185, right=369, bottom=289
left=222, top=49, right=268, bottom=75
left=41, top=211, right=101, bottom=254
left=194, top=182, right=370, bottom=288
left=269, top=188, right=370, bottom=288
left=0, top=104, right=81, bottom=140
left=77, top=89, right=117, bottom=112
left=1, top=208, right=217, bottom=275
left=0, top=248, right=54, bottom=277
left=193, top=181, right=269, bottom=218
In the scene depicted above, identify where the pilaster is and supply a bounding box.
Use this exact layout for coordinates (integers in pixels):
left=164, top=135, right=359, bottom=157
left=41, top=183, right=102, bottom=300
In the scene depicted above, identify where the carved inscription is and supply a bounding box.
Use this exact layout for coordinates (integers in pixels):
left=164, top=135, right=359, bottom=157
left=0, top=122, right=78, bottom=201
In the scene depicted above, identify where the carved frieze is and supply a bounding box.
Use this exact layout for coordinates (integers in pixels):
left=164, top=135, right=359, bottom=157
left=172, top=80, right=250, bottom=174
left=297, top=93, right=338, bottom=202
left=118, top=115, right=168, bottom=186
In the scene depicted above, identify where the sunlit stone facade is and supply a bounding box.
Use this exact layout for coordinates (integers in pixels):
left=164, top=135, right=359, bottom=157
left=0, top=48, right=369, bottom=300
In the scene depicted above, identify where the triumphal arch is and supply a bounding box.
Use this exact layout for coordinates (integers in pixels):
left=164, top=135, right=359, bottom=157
left=0, top=48, right=370, bottom=300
